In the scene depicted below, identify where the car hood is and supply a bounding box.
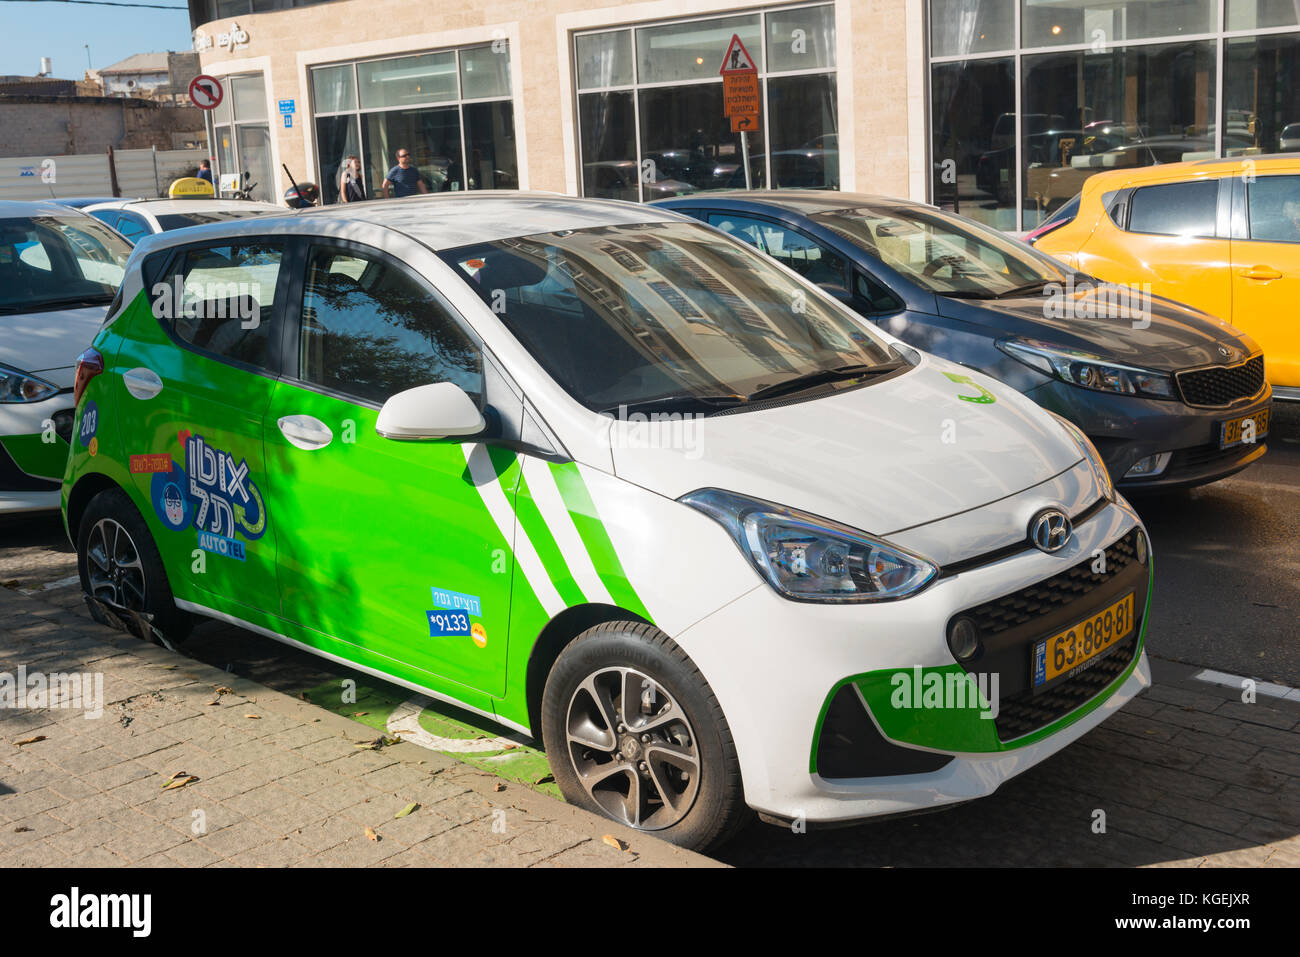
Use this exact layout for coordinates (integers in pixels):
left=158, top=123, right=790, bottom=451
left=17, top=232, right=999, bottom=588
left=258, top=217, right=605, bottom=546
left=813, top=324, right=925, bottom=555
left=0, top=303, right=107, bottom=387
left=935, top=283, right=1258, bottom=370
left=607, top=356, right=1083, bottom=537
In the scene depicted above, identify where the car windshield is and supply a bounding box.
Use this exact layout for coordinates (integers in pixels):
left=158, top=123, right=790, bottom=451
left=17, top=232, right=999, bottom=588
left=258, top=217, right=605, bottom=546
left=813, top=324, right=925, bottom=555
left=0, top=214, right=130, bottom=314
left=811, top=204, right=1069, bottom=298
left=441, top=221, right=900, bottom=413
left=155, top=210, right=269, bottom=231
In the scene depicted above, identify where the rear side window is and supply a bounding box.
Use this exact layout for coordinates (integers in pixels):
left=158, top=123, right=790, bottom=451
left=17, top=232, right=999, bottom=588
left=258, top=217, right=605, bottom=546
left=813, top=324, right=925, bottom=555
left=156, top=242, right=283, bottom=369
left=298, top=245, right=482, bottom=406
left=1246, top=175, right=1300, bottom=244
left=1126, top=180, right=1218, bottom=238
left=707, top=212, right=847, bottom=288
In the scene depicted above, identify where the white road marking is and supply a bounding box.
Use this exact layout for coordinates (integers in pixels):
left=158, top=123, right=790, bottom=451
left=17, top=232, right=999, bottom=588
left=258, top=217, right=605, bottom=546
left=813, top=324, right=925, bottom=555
left=1192, top=668, right=1300, bottom=702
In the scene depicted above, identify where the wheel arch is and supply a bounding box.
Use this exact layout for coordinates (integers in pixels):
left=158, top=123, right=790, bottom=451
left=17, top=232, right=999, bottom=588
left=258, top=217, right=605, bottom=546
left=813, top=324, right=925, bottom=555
left=66, top=471, right=127, bottom=542
left=524, top=602, right=651, bottom=737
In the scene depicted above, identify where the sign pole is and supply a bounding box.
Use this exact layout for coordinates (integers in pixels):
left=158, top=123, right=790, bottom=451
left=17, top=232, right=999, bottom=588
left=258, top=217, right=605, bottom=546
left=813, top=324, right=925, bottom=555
left=719, top=33, right=760, bottom=193
left=741, top=132, right=752, bottom=190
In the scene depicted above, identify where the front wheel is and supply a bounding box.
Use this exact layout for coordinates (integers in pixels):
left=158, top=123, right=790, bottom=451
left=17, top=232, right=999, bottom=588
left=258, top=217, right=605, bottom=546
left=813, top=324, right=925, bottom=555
left=77, top=487, right=193, bottom=643
left=541, top=621, right=749, bottom=852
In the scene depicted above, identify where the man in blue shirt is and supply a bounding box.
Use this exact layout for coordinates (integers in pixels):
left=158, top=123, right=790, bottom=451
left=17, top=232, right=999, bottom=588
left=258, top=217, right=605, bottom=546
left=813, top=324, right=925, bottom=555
left=382, top=149, right=429, bottom=198
left=196, top=159, right=213, bottom=184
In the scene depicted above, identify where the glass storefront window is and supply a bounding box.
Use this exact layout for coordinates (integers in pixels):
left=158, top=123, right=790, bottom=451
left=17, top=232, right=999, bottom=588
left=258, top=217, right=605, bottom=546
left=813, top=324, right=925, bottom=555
left=1228, top=0, right=1300, bottom=31
left=766, top=4, right=836, bottom=72
left=460, top=45, right=511, bottom=100
left=358, top=52, right=458, bottom=109
left=1022, top=0, right=1216, bottom=48
left=312, top=64, right=356, bottom=114
left=1021, top=40, right=1215, bottom=227
left=1224, top=33, right=1300, bottom=155
left=930, top=0, right=1014, bottom=57
left=636, top=15, right=762, bottom=84
left=316, top=115, right=362, bottom=204
left=576, top=31, right=634, bottom=89
left=230, top=74, right=267, bottom=122
left=463, top=101, right=519, bottom=189
left=364, top=107, right=463, bottom=193
left=575, top=5, right=838, bottom=202
left=930, top=57, right=1016, bottom=230
left=210, top=72, right=272, bottom=203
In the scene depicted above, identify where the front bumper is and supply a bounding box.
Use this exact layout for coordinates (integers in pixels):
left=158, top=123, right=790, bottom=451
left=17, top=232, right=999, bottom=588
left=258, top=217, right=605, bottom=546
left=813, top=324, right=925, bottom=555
left=675, top=496, right=1151, bottom=823
left=0, top=392, right=75, bottom=512
left=1025, top=379, right=1271, bottom=491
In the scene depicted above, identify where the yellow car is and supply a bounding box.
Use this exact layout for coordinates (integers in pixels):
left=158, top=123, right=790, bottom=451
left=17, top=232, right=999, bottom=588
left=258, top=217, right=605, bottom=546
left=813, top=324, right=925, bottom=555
left=1030, top=156, right=1300, bottom=400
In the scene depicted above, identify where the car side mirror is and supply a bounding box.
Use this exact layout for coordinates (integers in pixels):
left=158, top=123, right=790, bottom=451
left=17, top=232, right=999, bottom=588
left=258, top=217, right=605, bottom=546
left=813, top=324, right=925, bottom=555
left=375, top=382, right=485, bottom=441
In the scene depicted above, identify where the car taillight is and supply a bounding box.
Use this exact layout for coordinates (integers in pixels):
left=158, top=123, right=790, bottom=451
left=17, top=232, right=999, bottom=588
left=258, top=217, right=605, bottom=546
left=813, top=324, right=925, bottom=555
left=74, top=348, right=104, bottom=407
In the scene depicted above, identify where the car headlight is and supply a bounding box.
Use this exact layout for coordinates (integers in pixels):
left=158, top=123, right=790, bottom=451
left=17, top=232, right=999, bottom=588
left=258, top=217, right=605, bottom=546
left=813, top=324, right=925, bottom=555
left=680, top=489, right=938, bottom=603
left=0, top=363, right=58, bottom=404
left=998, top=338, right=1175, bottom=400
left=1048, top=411, right=1115, bottom=502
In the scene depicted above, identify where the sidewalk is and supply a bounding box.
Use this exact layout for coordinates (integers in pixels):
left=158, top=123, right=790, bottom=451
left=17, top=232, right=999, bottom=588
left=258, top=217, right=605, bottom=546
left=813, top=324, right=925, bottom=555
left=0, top=586, right=721, bottom=868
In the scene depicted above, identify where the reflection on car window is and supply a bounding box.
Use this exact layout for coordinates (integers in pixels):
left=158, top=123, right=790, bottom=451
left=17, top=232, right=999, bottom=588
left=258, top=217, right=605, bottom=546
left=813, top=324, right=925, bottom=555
left=1247, top=176, right=1300, bottom=244
left=0, top=215, right=130, bottom=313
left=161, top=242, right=282, bottom=369
left=707, top=213, right=847, bottom=287
left=299, top=246, right=481, bottom=405
left=440, top=221, right=896, bottom=412
left=1127, top=180, right=1218, bottom=238
left=812, top=205, right=1062, bottom=296
left=155, top=210, right=267, bottom=231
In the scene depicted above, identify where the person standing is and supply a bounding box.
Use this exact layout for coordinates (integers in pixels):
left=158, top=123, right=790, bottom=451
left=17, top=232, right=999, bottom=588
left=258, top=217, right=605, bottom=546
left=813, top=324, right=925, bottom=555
left=196, top=159, right=214, bottom=184
left=339, top=155, right=366, bottom=203
left=382, top=149, right=429, bottom=198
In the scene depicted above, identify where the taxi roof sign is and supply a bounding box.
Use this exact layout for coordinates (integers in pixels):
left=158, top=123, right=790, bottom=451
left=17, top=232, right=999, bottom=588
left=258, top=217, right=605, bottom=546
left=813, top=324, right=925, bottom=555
left=719, top=34, right=757, bottom=75
left=168, top=176, right=216, bottom=199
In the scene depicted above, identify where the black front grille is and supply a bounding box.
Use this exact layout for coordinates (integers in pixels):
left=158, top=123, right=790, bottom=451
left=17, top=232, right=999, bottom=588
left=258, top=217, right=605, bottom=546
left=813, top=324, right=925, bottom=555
left=1176, top=355, right=1265, bottom=408
left=964, top=530, right=1138, bottom=636
left=993, top=638, right=1137, bottom=741
left=815, top=683, right=954, bottom=779
left=1171, top=442, right=1256, bottom=472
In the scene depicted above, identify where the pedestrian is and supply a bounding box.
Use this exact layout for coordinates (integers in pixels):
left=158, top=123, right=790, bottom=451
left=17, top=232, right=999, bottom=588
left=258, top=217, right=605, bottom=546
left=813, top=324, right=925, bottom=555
left=196, top=159, right=213, bottom=184
left=339, top=154, right=366, bottom=203
left=382, top=149, right=429, bottom=198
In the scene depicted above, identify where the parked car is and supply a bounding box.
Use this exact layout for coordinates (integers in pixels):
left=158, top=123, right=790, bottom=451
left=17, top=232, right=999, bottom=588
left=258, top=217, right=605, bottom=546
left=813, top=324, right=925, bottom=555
left=1030, top=155, right=1300, bottom=400
left=582, top=160, right=696, bottom=201
left=81, top=198, right=284, bottom=243
left=64, top=193, right=1151, bottom=850
left=1278, top=123, right=1300, bottom=153
left=0, top=201, right=130, bottom=513
left=654, top=191, right=1272, bottom=491
left=47, top=197, right=120, bottom=210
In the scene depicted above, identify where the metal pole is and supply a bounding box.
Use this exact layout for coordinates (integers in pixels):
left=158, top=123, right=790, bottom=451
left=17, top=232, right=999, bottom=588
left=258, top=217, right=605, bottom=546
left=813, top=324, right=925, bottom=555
left=741, top=130, right=752, bottom=190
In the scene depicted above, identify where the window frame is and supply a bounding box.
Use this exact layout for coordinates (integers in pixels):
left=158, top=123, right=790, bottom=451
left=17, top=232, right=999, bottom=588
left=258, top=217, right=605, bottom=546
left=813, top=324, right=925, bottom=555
left=1123, top=178, right=1224, bottom=240
left=703, top=208, right=850, bottom=291
left=280, top=236, right=488, bottom=411
left=1240, top=172, right=1300, bottom=245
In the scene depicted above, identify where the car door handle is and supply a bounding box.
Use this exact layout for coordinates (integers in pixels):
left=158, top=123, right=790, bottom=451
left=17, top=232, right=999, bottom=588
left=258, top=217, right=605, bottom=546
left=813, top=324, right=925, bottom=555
left=122, top=367, right=163, bottom=400
left=1238, top=266, right=1283, bottom=280
left=277, top=414, right=333, bottom=451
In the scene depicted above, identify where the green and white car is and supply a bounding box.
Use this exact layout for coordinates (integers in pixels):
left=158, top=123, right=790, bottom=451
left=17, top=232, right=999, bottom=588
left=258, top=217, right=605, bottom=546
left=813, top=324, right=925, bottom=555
left=1, top=202, right=131, bottom=513
left=63, top=194, right=1153, bottom=851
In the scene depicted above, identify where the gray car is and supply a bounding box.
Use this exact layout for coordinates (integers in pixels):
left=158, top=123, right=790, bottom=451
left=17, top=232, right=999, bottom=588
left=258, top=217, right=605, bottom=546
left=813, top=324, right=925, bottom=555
left=653, top=191, right=1272, bottom=491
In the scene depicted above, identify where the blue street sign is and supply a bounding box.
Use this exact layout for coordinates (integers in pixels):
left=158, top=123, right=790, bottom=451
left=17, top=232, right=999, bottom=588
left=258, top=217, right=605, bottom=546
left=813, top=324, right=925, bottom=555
left=278, top=99, right=295, bottom=114
left=283, top=114, right=293, bottom=128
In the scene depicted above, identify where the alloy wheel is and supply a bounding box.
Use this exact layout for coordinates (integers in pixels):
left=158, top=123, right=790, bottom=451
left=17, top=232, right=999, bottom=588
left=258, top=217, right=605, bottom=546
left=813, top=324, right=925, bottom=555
left=85, top=517, right=147, bottom=611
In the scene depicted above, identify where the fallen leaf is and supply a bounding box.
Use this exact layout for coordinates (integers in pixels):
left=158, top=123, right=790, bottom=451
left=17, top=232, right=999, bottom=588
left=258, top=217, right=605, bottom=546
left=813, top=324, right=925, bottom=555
left=493, top=782, right=506, bottom=792
left=13, top=826, right=33, bottom=833
left=244, top=714, right=261, bottom=720
left=206, top=700, right=220, bottom=706
left=162, top=775, right=197, bottom=790
left=534, top=773, right=554, bottom=785
left=14, top=735, right=46, bottom=747
left=602, top=834, right=628, bottom=851
left=214, top=686, right=232, bottom=695
left=501, top=744, right=518, bottom=751
left=364, top=826, right=379, bottom=842
left=395, top=802, right=418, bottom=819
left=352, top=712, right=369, bottom=717
left=163, top=770, right=189, bottom=783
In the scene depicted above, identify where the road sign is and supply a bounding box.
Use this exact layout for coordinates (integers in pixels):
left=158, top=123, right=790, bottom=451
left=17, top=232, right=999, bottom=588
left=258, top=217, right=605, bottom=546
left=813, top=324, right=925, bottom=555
left=719, top=34, right=760, bottom=126
left=719, top=34, right=757, bottom=74
left=188, top=74, right=223, bottom=110
left=283, top=115, right=293, bottom=128
left=730, top=114, right=759, bottom=133
left=278, top=99, right=295, bottom=115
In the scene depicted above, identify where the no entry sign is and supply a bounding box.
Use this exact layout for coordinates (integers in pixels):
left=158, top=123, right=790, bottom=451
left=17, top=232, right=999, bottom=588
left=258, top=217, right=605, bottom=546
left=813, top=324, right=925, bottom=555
left=188, top=74, right=224, bottom=110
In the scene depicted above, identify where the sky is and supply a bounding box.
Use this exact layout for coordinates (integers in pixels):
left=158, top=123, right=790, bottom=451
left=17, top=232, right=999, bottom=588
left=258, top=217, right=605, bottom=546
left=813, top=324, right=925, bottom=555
left=0, top=0, right=193, bottom=79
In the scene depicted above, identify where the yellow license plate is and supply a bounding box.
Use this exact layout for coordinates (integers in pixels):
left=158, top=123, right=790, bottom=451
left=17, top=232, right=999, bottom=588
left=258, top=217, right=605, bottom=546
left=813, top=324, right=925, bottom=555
left=1220, top=408, right=1270, bottom=449
left=1032, top=592, right=1135, bottom=690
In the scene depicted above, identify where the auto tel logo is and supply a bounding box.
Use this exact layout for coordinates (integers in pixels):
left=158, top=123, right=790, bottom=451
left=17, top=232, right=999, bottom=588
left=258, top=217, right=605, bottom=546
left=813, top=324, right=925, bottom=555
left=1029, top=508, right=1072, bottom=553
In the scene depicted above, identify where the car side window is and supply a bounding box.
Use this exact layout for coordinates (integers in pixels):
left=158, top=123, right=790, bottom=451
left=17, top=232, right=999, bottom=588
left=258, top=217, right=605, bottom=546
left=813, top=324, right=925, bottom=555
left=1126, top=180, right=1218, bottom=238
left=114, top=211, right=151, bottom=242
left=854, top=271, right=903, bottom=314
left=1246, top=175, right=1300, bottom=244
left=156, top=241, right=282, bottom=370
left=707, top=212, right=846, bottom=287
left=299, top=245, right=482, bottom=406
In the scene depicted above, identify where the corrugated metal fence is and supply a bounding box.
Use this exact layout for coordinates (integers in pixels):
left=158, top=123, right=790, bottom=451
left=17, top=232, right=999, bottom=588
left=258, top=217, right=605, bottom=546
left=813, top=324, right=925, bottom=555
left=0, top=148, right=206, bottom=201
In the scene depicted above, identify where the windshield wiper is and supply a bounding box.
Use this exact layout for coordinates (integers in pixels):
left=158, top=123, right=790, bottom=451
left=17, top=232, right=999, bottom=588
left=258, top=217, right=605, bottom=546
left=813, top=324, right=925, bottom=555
left=992, top=280, right=1053, bottom=299
left=598, top=394, right=743, bottom=417
left=744, top=361, right=906, bottom=402
left=13, top=295, right=114, bottom=312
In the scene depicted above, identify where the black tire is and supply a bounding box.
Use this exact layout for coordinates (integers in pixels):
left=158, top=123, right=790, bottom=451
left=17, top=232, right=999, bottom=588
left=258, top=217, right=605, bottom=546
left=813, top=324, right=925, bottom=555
left=76, top=486, right=194, bottom=643
left=541, top=621, right=750, bottom=853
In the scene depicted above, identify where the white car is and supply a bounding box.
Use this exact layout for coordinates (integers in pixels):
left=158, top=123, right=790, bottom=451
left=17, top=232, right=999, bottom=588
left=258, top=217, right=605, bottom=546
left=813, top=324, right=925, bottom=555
left=81, top=198, right=283, bottom=243
left=64, top=194, right=1152, bottom=850
left=0, top=202, right=130, bottom=513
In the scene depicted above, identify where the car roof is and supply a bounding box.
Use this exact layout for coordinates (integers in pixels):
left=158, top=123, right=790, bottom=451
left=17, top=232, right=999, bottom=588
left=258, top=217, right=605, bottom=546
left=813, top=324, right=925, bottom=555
left=1079, top=154, right=1300, bottom=195
left=652, top=190, right=927, bottom=215
left=130, top=191, right=684, bottom=253
left=0, top=199, right=104, bottom=218
left=87, top=198, right=284, bottom=214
